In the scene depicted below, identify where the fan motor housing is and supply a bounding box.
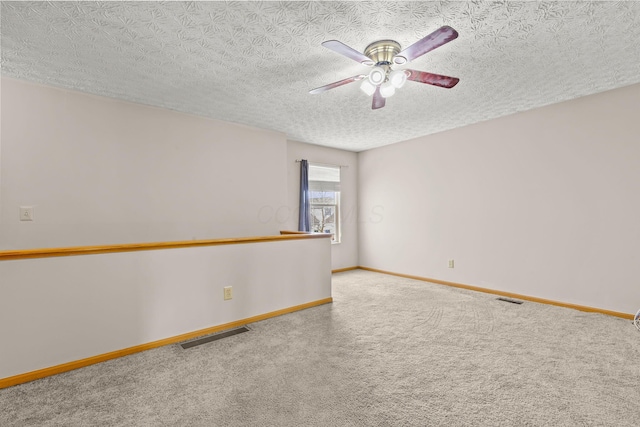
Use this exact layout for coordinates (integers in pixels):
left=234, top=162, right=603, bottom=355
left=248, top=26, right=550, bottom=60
left=364, top=40, right=401, bottom=65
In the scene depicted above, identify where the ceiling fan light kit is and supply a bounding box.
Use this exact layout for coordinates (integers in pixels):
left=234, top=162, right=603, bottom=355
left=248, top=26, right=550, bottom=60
left=380, top=81, right=396, bottom=98
left=360, top=79, right=377, bottom=96
left=310, top=26, right=460, bottom=110
left=389, top=69, right=408, bottom=89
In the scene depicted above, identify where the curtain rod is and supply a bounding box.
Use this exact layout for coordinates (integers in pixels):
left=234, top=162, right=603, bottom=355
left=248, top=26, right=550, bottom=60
left=295, top=159, right=349, bottom=168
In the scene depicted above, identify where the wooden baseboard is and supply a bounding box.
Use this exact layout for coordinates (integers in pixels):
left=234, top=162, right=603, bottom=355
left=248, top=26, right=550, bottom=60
left=331, top=266, right=359, bottom=274
left=358, top=267, right=634, bottom=320
left=0, top=297, right=333, bottom=389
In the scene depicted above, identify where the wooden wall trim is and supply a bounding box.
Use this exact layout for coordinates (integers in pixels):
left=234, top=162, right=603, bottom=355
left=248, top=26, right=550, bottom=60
left=0, top=297, right=333, bottom=389
left=358, top=267, right=634, bottom=320
left=331, top=266, right=359, bottom=274
left=0, top=233, right=331, bottom=261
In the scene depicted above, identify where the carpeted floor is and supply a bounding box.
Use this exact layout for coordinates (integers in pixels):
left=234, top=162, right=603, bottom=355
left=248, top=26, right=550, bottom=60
left=1, top=270, right=639, bottom=426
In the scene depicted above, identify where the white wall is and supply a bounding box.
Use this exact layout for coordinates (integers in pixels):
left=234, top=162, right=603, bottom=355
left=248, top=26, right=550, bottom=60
left=0, top=78, right=339, bottom=382
left=285, top=140, right=359, bottom=270
left=0, top=80, right=3, bottom=226
left=0, top=237, right=331, bottom=380
left=358, top=83, right=640, bottom=315
left=0, top=77, right=288, bottom=249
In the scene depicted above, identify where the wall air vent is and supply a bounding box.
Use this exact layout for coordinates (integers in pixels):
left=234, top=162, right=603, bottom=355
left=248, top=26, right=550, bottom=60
left=180, top=326, right=250, bottom=349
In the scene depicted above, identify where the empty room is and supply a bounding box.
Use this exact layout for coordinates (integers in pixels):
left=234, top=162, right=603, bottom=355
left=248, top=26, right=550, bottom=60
left=1, top=1, right=639, bottom=426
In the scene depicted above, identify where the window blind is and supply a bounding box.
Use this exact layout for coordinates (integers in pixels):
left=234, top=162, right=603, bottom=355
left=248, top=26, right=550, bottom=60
left=309, top=164, right=340, bottom=192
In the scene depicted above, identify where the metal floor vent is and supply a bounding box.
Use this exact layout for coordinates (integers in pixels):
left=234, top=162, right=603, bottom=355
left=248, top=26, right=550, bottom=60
left=180, top=326, right=250, bottom=349
left=497, top=297, right=524, bottom=305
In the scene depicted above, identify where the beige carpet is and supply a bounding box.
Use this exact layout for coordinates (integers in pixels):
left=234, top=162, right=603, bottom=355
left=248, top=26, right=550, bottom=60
left=1, top=269, right=639, bottom=426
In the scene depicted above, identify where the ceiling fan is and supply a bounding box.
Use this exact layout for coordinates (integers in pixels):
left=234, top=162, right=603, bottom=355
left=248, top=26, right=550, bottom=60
left=309, top=26, right=460, bottom=110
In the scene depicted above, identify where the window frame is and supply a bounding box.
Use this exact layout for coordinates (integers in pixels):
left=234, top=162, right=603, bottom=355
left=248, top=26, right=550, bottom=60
left=308, top=163, right=341, bottom=244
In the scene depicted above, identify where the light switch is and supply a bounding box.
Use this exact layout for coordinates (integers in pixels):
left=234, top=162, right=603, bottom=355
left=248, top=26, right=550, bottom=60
left=19, top=206, right=34, bottom=221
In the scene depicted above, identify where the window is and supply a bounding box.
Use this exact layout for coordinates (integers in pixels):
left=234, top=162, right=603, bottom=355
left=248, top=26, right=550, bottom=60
left=308, top=163, right=341, bottom=243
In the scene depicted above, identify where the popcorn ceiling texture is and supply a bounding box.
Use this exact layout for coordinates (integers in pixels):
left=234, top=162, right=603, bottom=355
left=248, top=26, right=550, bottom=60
left=2, top=1, right=639, bottom=151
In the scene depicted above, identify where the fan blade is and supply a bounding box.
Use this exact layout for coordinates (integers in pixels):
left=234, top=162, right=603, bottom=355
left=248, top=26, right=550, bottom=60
left=406, top=69, right=460, bottom=88
left=322, top=40, right=374, bottom=65
left=394, top=26, right=458, bottom=64
left=309, top=75, right=366, bottom=94
left=372, top=86, right=385, bottom=110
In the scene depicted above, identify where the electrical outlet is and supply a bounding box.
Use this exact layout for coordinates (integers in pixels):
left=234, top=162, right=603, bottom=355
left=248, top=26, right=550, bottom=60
left=448, top=259, right=454, bottom=268
left=19, top=206, right=34, bottom=221
left=223, top=286, right=233, bottom=300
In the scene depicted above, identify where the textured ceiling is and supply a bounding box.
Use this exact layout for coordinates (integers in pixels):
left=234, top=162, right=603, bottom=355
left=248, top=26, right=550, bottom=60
left=2, top=1, right=640, bottom=152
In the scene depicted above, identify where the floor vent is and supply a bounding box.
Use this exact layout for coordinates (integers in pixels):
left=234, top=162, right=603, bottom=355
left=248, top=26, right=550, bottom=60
left=180, top=326, right=250, bottom=349
left=497, top=297, right=524, bottom=305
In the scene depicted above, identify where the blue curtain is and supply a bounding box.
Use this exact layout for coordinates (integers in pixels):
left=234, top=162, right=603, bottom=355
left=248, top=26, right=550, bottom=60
left=298, top=159, right=310, bottom=232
